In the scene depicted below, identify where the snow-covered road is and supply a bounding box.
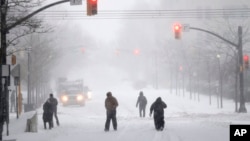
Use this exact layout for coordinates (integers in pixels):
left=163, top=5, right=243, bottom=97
left=4, top=88, right=250, bottom=141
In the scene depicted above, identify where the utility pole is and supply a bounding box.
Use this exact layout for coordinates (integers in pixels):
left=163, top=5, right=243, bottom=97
left=1, top=0, right=8, bottom=140
left=28, top=51, right=31, bottom=104
left=237, top=26, right=247, bottom=113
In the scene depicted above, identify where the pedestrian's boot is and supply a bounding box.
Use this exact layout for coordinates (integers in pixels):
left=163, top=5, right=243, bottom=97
left=159, top=126, right=164, bottom=131
left=44, top=123, right=47, bottom=129
left=56, top=120, right=60, bottom=126
left=51, top=121, right=54, bottom=128
left=104, top=128, right=109, bottom=132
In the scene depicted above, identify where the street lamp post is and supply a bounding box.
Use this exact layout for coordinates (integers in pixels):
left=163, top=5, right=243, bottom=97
left=217, top=54, right=223, bottom=108
left=189, top=71, right=193, bottom=100
left=193, top=72, right=197, bottom=100
left=179, top=65, right=185, bottom=97
left=27, top=49, right=31, bottom=104
left=206, top=59, right=212, bottom=105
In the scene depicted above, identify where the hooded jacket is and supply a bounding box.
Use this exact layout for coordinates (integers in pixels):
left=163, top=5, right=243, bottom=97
left=136, top=94, right=147, bottom=107
left=105, top=94, right=118, bottom=111
left=150, top=97, right=167, bottom=116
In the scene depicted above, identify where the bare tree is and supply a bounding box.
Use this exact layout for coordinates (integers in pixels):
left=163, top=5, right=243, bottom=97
left=2, top=0, right=51, bottom=49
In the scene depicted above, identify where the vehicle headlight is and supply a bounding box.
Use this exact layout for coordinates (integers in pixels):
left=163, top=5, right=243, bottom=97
left=76, top=95, right=84, bottom=101
left=62, top=95, right=68, bottom=102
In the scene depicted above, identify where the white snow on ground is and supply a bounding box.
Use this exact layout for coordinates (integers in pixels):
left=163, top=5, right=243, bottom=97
left=3, top=84, right=250, bottom=141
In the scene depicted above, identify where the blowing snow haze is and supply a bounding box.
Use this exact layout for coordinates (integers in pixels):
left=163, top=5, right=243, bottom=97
left=35, top=0, right=249, bottom=90
left=1, top=0, right=250, bottom=141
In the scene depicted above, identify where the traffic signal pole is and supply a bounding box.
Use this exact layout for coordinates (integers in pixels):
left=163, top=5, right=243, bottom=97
left=1, top=0, right=71, bottom=140
left=1, top=1, right=8, bottom=140
left=237, top=26, right=247, bottom=113
left=189, top=26, right=247, bottom=113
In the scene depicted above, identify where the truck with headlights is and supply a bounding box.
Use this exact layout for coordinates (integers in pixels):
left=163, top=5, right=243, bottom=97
left=56, top=78, right=88, bottom=106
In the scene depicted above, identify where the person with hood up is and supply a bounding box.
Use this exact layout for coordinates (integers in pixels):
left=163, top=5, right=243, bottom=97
left=104, top=91, right=119, bottom=131
left=48, top=93, right=60, bottom=127
left=136, top=91, right=147, bottom=117
left=43, top=99, right=53, bottom=129
left=149, top=97, right=167, bottom=131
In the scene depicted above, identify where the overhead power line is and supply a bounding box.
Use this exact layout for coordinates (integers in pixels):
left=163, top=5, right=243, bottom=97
left=8, top=8, right=250, bottom=20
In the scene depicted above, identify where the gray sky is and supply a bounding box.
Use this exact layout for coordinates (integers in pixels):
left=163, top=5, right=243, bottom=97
left=38, top=0, right=250, bottom=89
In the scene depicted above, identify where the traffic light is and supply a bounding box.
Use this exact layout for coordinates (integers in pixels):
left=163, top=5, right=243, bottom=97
left=179, top=65, right=183, bottom=71
left=87, top=0, right=98, bottom=16
left=81, top=48, right=85, bottom=54
left=173, top=24, right=182, bottom=39
left=243, top=54, right=249, bottom=69
left=133, top=49, right=140, bottom=55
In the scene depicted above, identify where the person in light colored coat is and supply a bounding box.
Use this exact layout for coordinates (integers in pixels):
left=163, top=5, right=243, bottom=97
left=136, top=91, right=147, bottom=117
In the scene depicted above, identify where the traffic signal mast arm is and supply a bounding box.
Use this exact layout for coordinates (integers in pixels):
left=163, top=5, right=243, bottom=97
left=189, top=27, right=238, bottom=48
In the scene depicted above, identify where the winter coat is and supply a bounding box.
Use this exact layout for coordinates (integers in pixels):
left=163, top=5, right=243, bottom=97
left=150, top=97, right=167, bottom=117
left=105, top=96, right=118, bottom=111
left=43, top=101, right=53, bottom=122
left=49, top=97, right=58, bottom=111
left=136, top=95, right=147, bottom=108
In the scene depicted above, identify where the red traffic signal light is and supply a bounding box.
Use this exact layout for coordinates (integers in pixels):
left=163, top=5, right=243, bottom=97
left=173, top=24, right=182, bottom=39
left=133, top=49, right=140, bottom=55
left=179, top=66, right=183, bottom=71
left=244, top=55, right=249, bottom=62
left=243, top=54, right=249, bottom=69
left=87, top=0, right=98, bottom=16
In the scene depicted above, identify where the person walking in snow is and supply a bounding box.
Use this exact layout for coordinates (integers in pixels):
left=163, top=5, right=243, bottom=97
left=104, top=92, right=119, bottom=131
left=10, top=90, right=16, bottom=113
left=48, top=93, right=60, bottom=127
left=136, top=91, right=147, bottom=117
left=149, top=97, right=167, bottom=131
left=43, top=99, right=53, bottom=129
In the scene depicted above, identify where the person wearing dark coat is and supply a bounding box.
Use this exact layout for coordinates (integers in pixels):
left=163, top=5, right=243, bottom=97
left=104, top=92, right=119, bottom=131
left=150, top=97, right=167, bottom=131
left=43, top=99, right=53, bottom=129
left=48, top=93, right=60, bottom=127
left=136, top=91, right=147, bottom=117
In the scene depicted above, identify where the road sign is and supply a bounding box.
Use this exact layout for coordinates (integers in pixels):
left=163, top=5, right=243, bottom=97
left=11, top=64, right=20, bottom=77
left=70, top=0, right=82, bottom=5
left=2, top=65, right=10, bottom=77
left=183, top=24, right=190, bottom=32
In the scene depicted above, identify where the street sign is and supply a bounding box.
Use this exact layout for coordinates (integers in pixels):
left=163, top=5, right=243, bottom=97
left=183, top=24, right=190, bottom=32
left=11, top=64, right=20, bottom=77
left=2, top=65, right=10, bottom=77
left=70, top=0, right=82, bottom=5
